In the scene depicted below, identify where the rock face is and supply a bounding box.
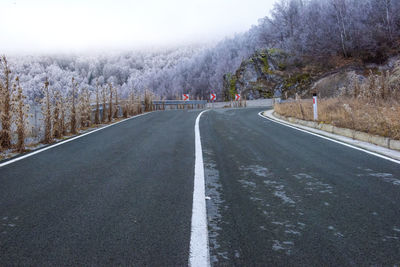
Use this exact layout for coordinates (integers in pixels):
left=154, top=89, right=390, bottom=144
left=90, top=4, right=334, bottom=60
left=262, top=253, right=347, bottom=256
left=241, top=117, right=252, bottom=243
left=234, top=50, right=284, bottom=99
left=225, top=50, right=398, bottom=100
left=223, top=49, right=313, bottom=100
left=310, top=71, right=365, bottom=98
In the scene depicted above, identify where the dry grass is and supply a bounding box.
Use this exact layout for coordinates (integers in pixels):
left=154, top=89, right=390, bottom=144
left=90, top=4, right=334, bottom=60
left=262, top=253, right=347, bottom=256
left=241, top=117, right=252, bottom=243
left=275, top=61, right=400, bottom=140
left=275, top=98, right=400, bottom=140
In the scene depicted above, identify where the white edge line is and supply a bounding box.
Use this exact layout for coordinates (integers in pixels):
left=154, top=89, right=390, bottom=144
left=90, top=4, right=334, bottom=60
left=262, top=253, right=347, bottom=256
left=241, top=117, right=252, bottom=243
left=258, top=111, right=400, bottom=165
left=0, top=112, right=151, bottom=168
left=189, top=109, right=211, bottom=267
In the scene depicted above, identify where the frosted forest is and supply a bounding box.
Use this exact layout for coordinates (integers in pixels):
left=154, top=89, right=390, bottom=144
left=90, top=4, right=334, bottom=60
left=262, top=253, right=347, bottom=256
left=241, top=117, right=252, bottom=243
left=1, top=0, right=400, bottom=152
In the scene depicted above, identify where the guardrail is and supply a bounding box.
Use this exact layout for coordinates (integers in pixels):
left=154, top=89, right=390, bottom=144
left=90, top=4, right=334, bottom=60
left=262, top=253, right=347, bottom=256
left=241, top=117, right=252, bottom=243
left=150, top=100, right=207, bottom=105
left=149, top=100, right=207, bottom=110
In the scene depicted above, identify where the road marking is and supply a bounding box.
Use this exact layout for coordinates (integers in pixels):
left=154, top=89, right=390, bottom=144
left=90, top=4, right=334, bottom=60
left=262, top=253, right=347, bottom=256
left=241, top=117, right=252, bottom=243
left=189, top=109, right=210, bottom=267
left=258, top=111, right=400, bottom=165
left=0, top=112, right=151, bottom=168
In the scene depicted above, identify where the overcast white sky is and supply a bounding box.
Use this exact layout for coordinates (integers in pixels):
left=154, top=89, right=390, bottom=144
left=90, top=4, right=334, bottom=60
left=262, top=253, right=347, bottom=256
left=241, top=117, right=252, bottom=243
left=0, top=0, right=277, bottom=53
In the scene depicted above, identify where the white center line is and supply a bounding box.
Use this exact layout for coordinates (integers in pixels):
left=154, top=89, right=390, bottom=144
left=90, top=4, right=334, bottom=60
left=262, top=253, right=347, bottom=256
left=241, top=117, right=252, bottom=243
left=189, top=109, right=210, bottom=267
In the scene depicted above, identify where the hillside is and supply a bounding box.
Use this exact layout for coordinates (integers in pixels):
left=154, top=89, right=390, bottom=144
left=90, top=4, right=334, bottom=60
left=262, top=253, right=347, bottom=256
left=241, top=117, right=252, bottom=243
left=2, top=0, right=400, bottom=102
left=224, top=49, right=400, bottom=100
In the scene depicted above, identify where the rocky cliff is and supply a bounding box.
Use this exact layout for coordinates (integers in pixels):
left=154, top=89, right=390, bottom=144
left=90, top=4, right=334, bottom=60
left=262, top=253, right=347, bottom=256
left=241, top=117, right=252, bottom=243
left=223, top=49, right=313, bottom=100
left=224, top=49, right=399, bottom=100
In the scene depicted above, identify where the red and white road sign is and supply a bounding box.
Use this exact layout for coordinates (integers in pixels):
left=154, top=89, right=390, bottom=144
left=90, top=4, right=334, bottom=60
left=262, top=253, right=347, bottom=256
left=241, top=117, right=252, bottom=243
left=235, top=93, right=241, bottom=101
left=210, top=93, right=216, bottom=101
left=183, top=94, right=189, bottom=101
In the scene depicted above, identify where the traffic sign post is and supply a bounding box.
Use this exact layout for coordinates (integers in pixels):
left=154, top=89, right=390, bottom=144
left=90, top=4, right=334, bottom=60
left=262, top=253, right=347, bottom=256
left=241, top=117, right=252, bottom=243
left=210, top=92, right=216, bottom=109
left=313, top=93, right=318, bottom=121
left=210, top=93, right=216, bottom=102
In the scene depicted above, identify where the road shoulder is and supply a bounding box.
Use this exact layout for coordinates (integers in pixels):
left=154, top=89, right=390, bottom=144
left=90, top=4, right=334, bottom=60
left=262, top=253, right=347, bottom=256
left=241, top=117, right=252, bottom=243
left=261, top=109, right=400, bottom=163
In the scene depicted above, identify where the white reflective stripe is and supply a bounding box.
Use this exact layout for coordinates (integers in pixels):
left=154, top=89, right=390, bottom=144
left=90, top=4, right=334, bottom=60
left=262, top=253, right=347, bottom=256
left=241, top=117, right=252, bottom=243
left=189, top=110, right=210, bottom=267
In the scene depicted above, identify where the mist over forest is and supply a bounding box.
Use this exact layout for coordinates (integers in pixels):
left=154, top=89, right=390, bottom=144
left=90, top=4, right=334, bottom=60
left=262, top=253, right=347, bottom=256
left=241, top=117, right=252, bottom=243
left=3, top=0, right=400, bottom=103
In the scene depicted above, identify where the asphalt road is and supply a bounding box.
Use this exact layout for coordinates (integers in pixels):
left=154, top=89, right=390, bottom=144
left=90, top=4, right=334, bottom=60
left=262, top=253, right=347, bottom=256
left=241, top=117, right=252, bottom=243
left=0, top=110, right=201, bottom=266
left=1, top=107, right=399, bottom=266
left=201, top=108, right=400, bottom=266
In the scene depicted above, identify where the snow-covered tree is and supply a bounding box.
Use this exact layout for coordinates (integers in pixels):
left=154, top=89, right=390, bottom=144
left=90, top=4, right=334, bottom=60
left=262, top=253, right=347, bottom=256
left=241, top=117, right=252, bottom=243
left=108, top=83, right=113, bottom=122
left=70, top=77, right=78, bottom=134
left=94, top=79, right=100, bottom=124
left=0, top=56, right=13, bottom=150
left=12, top=77, right=29, bottom=152
left=41, top=78, right=52, bottom=144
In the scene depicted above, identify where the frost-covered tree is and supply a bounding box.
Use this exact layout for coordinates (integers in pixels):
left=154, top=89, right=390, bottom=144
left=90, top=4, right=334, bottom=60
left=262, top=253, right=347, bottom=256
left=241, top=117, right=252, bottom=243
left=108, top=83, right=113, bottom=122
left=41, top=78, right=52, bottom=144
left=113, top=85, right=119, bottom=118
left=12, top=77, right=29, bottom=152
left=94, top=79, right=100, bottom=124
left=52, top=89, right=62, bottom=139
left=101, top=84, right=107, bottom=123
left=0, top=56, right=13, bottom=150
left=70, top=77, right=78, bottom=134
left=1, top=0, right=400, bottom=107
left=59, top=91, right=67, bottom=136
left=78, top=88, right=91, bottom=128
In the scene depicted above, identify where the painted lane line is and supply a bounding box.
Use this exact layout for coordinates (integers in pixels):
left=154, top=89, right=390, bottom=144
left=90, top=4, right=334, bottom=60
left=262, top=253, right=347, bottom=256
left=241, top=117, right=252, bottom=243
left=0, top=112, right=151, bottom=168
left=189, top=109, right=210, bottom=267
left=258, top=111, right=400, bottom=165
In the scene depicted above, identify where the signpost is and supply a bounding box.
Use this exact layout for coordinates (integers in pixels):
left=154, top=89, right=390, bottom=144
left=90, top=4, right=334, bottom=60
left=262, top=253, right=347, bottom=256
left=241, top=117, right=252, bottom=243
left=235, top=94, right=241, bottom=101
left=210, top=93, right=216, bottom=102
left=183, top=94, right=189, bottom=101
left=313, top=93, right=318, bottom=121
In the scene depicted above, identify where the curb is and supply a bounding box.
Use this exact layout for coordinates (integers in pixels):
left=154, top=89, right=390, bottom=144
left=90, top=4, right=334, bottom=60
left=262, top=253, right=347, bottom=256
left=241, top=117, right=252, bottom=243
left=261, top=109, right=400, bottom=162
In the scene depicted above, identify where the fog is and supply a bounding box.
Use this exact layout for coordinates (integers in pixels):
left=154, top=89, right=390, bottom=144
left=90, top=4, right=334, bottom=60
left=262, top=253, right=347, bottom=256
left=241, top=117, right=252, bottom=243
left=0, top=0, right=276, bottom=53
